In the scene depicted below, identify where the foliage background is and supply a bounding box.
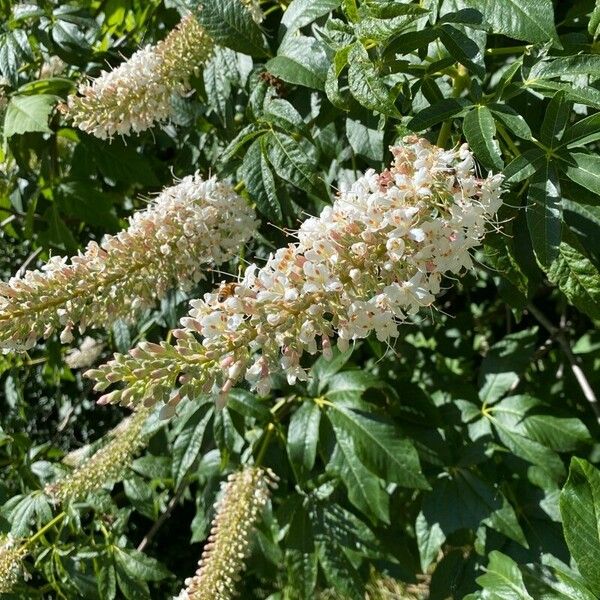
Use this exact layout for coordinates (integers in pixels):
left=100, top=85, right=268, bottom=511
left=1, top=0, right=600, bottom=598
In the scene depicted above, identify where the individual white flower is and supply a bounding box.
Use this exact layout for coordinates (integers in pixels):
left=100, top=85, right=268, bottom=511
left=89, top=137, right=504, bottom=409
left=0, top=175, right=257, bottom=352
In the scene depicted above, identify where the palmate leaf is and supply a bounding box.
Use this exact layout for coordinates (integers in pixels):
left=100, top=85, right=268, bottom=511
left=560, top=458, right=600, bottom=596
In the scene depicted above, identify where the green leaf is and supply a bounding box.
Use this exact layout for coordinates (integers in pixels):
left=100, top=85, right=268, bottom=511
left=488, top=414, right=565, bottom=480
left=476, top=551, right=533, bottom=599
left=591, top=2, right=600, bottom=38
left=327, top=405, right=427, bottom=488
left=560, top=458, right=600, bottom=596
left=324, top=370, right=382, bottom=403
left=242, top=138, right=283, bottom=221
left=478, top=328, right=538, bottom=404
left=267, top=35, right=330, bottom=90
left=98, top=562, right=117, bottom=600
left=463, top=0, right=559, bottom=45
left=288, top=400, right=321, bottom=477
left=317, top=541, right=363, bottom=600
left=539, top=91, right=571, bottom=147
left=439, top=24, right=485, bottom=78
left=3, top=94, right=55, bottom=138
left=408, top=98, right=469, bottom=131
left=196, top=0, right=269, bottom=56
left=327, top=423, right=390, bottom=523
left=114, top=548, right=170, bottom=582
left=279, top=0, right=342, bottom=42
left=422, top=471, right=526, bottom=547
left=416, top=510, right=445, bottom=572
left=502, top=149, right=545, bottom=183
left=226, top=388, right=270, bottom=421
left=563, top=152, right=600, bottom=197
left=489, top=395, right=591, bottom=452
left=463, top=106, right=503, bottom=170
left=115, top=562, right=150, bottom=600
left=532, top=55, right=600, bottom=79
left=124, top=475, right=155, bottom=520
left=171, top=405, right=213, bottom=485
left=526, top=80, right=600, bottom=110
left=347, top=43, right=400, bottom=117
left=489, top=104, right=532, bottom=140
left=345, top=117, right=384, bottom=162
left=547, top=241, right=600, bottom=320
left=266, top=131, right=322, bottom=196
left=560, top=113, right=600, bottom=148
left=527, top=162, right=562, bottom=268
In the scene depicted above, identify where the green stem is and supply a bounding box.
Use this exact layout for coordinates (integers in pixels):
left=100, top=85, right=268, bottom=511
left=436, top=65, right=470, bottom=148
left=255, top=423, right=275, bottom=466
left=25, top=512, right=66, bottom=548
left=486, top=45, right=530, bottom=56
left=496, top=122, right=520, bottom=158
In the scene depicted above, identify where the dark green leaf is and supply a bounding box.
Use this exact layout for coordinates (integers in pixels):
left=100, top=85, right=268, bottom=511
left=527, top=162, right=562, bottom=267
left=408, top=98, right=469, bottom=131
left=288, top=400, right=321, bottom=477
left=327, top=405, right=427, bottom=488
left=267, top=36, right=330, bottom=90
left=196, top=0, right=269, bottom=56
left=560, top=458, right=600, bottom=596
left=347, top=43, right=400, bottom=117
left=547, top=241, right=600, bottom=320
left=463, top=106, right=503, bottom=170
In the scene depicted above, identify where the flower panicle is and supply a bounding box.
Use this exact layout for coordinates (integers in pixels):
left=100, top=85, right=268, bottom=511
left=0, top=174, right=257, bottom=352
left=89, top=137, right=504, bottom=410
left=177, top=467, right=278, bottom=600
left=0, top=534, right=27, bottom=594
left=65, top=15, right=213, bottom=138
left=45, top=407, right=151, bottom=503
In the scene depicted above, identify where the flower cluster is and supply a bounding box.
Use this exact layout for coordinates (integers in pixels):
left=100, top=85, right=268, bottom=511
left=0, top=175, right=257, bottom=352
left=45, top=407, right=150, bottom=503
left=0, top=535, right=27, bottom=594
left=176, top=467, right=277, bottom=600
left=88, top=138, right=503, bottom=409
left=64, top=15, right=213, bottom=138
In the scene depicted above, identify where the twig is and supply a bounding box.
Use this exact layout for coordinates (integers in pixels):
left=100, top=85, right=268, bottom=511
left=136, top=478, right=188, bottom=552
left=17, top=246, right=43, bottom=277
left=528, top=304, right=600, bottom=424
